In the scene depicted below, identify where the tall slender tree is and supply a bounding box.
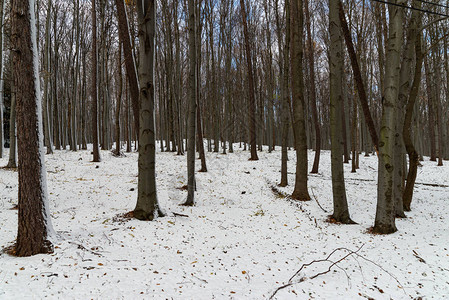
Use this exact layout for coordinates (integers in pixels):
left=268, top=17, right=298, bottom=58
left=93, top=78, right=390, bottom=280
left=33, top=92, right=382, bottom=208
left=277, top=0, right=290, bottom=187
left=92, top=0, right=101, bottom=162
left=0, top=0, right=4, bottom=158
left=196, top=0, right=207, bottom=172
left=115, top=0, right=140, bottom=143
left=329, top=1, right=353, bottom=223
left=403, top=3, right=423, bottom=212
left=114, top=45, right=123, bottom=156
left=42, top=0, right=53, bottom=154
left=182, top=0, right=197, bottom=206
left=305, top=0, right=320, bottom=174
left=395, top=0, right=421, bottom=217
left=240, top=0, right=258, bottom=161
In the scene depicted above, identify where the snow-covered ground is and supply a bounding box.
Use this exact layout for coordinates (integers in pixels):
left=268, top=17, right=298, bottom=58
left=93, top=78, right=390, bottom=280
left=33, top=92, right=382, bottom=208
left=0, top=144, right=448, bottom=299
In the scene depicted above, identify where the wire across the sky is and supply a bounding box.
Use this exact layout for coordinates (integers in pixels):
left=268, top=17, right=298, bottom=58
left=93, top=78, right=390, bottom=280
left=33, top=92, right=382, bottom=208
left=416, top=0, right=449, bottom=11
left=371, top=0, right=449, bottom=17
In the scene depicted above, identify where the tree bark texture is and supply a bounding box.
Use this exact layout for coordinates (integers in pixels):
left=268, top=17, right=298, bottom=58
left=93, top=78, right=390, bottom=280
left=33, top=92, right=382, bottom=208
left=91, top=0, right=101, bottom=162
left=373, top=0, right=404, bottom=234
left=240, top=0, right=258, bottom=161
left=329, top=0, right=353, bottom=223
left=305, top=0, right=320, bottom=173
left=183, top=0, right=197, bottom=206
left=12, top=0, right=54, bottom=256
left=290, top=0, right=310, bottom=200
left=134, top=0, right=164, bottom=220
left=403, top=22, right=423, bottom=212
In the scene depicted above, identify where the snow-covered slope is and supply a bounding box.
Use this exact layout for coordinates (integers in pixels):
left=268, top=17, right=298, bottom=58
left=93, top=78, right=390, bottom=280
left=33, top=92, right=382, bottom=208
left=0, top=145, right=448, bottom=299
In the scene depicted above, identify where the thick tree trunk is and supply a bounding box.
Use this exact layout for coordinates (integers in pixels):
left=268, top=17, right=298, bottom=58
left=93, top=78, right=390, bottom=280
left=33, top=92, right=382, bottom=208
left=12, top=0, right=54, bottom=256
left=373, top=1, right=404, bottom=234
left=329, top=0, right=353, bottom=223
left=290, top=0, right=310, bottom=200
left=134, top=0, right=164, bottom=220
left=0, top=0, right=4, bottom=158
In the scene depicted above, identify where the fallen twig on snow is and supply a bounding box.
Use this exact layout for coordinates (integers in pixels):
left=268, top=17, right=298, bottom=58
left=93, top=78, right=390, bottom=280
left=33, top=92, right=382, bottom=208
left=192, top=274, right=208, bottom=283
left=269, top=245, right=364, bottom=299
left=172, top=212, right=189, bottom=217
left=270, top=244, right=407, bottom=299
left=310, top=187, right=329, bottom=213
left=412, top=250, right=426, bottom=263
left=67, top=241, right=103, bottom=257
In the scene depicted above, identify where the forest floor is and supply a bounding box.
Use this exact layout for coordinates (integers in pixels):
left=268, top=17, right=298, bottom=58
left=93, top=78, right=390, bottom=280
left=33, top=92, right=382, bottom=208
left=0, top=144, right=448, bottom=299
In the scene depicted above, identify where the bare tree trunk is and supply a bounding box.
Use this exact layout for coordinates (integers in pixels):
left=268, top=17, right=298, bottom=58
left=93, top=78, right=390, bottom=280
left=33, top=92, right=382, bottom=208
left=115, top=0, right=140, bottom=136
left=432, top=53, right=444, bottom=167
left=0, top=0, right=4, bottom=158
left=222, top=0, right=231, bottom=155
left=291, top=0, right=310, bottom=200
left=173, top=0, right=184, bottom=155
left=275, top=0, right=289, bottom=187
left=134, top=0, right=164, bottom=220
left=125, top=81, right=131, bottom=152
left=196, top=0, right=207, bottom=171
left=395, top=1, right=420, bottom=217
left=115, top=45, right=123, bottom=156
left=373, top=1, right=404, bottom=234
left=329, top=1, right=353, bottom=223
left=305, top=0, right=320, bottom=173
left=92, top=0, right=101, bottom=162
left=12, top=0, right=54, bottom=256
left=70, top=0, right=80, bottom=152
left=351, top=95, right=357, bottom=173
left=424, top=57, right=437, bottom=162
left=339, top=2, right=379, bottom=153
left=240, top=0, right=258, bottom=161
left=263, top=0, right=275, bottom=153
left=403, top=10, right=422, bottom=211
left=81, top=46, right=88, bottom=150
left=53, top=7, right=61, bottom=150
left=182, top=0, right=197, bottom=206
